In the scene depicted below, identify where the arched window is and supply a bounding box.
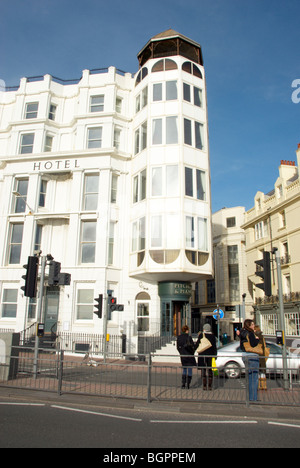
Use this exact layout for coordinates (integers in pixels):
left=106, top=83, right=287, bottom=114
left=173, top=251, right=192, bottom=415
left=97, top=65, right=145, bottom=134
left=135, top=67, right=148, bottom=86
left=152, top=59, right=177, bottom=73
left=182, top=61, right=202, bottom=79
left=135, top=292, right=151, bottom=301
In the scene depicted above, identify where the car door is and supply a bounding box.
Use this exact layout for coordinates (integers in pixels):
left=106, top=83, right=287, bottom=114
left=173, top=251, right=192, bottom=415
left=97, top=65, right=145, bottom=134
left=266, top=343, right=282, bottom=372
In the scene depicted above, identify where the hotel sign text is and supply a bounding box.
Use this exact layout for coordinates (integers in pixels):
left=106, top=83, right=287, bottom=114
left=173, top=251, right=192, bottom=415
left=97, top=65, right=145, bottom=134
left=33, top=159, right=80, bottom=171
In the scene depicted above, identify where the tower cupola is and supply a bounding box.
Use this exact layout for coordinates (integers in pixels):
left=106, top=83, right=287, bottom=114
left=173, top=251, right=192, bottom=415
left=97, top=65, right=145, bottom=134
left=137, top=29, right=204, bottom=68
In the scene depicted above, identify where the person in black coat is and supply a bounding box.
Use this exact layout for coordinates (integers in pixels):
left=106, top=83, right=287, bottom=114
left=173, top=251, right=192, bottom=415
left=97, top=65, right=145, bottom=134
left=177, top=325, right=196, bottom=389
left=195, top=323, right=217, bottom=390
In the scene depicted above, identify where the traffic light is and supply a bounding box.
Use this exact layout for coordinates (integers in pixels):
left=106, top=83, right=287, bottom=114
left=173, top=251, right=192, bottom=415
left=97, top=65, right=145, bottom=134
left=109, top=297, right=124, bottom=312
left=21, top=256, right=39, bottom=298
left=48, top=261, right=61, bottom=285
left=58, top=273, right=71, bottom=286
left=94, top=294, right=103, bottom=318
left=255, top=251, right=272, bottom=296
left=110, top=296, right=117, bottom=311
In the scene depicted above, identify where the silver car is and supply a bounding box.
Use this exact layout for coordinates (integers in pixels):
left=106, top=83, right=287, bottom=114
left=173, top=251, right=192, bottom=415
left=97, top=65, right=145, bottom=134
left=216, top=341, right=300, bottom=379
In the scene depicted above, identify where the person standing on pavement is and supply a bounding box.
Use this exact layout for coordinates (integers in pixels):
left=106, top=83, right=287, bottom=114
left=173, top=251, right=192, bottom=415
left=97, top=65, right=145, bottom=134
left=255, top=325, right=269, bottom=391
left=239, top=319, right=260, bottom=401
left=195, top=323, right=217, bottom=390
left=177, top=325, right=196, bottom=389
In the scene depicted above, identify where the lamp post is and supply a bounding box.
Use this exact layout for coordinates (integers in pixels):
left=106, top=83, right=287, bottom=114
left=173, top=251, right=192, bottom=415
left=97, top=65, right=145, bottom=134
left=272, top=248, right=289, bottom=390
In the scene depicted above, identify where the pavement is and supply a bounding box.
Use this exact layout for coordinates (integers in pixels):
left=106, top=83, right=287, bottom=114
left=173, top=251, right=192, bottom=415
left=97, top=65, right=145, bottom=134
left=1, top=385, right=300, bottom=424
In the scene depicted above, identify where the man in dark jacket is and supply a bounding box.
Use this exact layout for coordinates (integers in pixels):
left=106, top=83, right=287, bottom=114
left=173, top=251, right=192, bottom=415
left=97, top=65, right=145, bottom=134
left=177, top=325, right=196, bottom=389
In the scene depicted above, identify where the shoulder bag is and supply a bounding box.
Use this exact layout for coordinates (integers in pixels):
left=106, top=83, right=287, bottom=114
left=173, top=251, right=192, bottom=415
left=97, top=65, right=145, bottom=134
left=196, top=332, right=212, bottom=354
left=243, top=335, right=264, bottom=356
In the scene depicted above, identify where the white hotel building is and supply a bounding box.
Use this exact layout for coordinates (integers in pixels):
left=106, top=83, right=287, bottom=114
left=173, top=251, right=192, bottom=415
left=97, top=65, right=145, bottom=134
left=0, top=30, right=213, bottom=354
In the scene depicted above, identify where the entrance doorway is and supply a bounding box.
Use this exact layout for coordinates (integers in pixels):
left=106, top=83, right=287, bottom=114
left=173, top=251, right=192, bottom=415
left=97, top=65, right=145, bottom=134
left=161, top=301, right=189, bottom=336
left=44, top=287, right=60, bottom=334
left=159, top=281, right=192, bottom=337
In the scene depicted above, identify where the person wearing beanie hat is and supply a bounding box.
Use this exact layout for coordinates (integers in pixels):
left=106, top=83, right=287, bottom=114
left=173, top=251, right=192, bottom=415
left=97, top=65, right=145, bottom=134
left=195, top=323, right=217, bottom=390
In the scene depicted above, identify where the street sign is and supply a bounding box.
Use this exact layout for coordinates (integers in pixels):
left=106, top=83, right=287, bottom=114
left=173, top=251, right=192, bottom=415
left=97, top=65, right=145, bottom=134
left=213, top=309, right=224, bottom=320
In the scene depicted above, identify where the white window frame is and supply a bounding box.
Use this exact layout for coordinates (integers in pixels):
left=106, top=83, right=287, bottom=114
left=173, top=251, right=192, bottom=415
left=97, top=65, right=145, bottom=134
left=152, top=81, right=177, bottom=102
left=44, top=134, right=53, bottom=152
left=134, top=122, right=147, bottom=154
left=87, top=127, right=102, bottom=149
left=132, top=217, right=146, bottom=253
left=152, top=117, right=178, bottom=145
left=13, top=178, right=29, bottom=213
left=25, top=102, right=38, bottom=119
left=1, top=288, right=18, bottom=319
left=90, top=95, right=104, bottom=113
left=133, top=169, right=146, bottom=203
left=76, top=287, right=95, bottom=321
left=7, top=223, right=24, bottom=265
left=136, top=301, right=150, bottom=333
left=151, top=165, right=178, bottom=198
left=48, top=103, right=57, bottom=121
left=80, top=220, right=97, bottom=264
left=19, top=133, right=35, bottom=154
left=82, top=173, right=99, bottom=211
left=184, top=118, right=205, bottom=150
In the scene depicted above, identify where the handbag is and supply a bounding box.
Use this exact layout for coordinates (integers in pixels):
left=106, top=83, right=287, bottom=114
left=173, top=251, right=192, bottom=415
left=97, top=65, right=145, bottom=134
left=262, top=338, right=270, bottom=359
left=243, top=335, right=264, bottom=356
left=196, top=332, right=212, bottom=353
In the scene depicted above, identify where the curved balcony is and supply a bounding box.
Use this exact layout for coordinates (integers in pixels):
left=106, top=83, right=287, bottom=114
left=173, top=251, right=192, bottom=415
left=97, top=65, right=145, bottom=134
left=129, top=248, right=212, bottom=282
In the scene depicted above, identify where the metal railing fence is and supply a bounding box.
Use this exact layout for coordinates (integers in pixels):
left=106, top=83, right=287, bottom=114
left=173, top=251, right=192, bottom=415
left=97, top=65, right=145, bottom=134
left=57, top=332, right=123, bottom=356
left=0, top=348, right=299, bottom=407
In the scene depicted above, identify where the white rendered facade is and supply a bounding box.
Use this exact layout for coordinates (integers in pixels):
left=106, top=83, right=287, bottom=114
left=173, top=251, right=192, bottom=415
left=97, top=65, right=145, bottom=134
left=0, top=30, right=213, bottom=352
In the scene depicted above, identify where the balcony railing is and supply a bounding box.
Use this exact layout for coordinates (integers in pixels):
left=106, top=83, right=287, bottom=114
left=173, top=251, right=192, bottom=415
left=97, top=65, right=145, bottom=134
left=256, top=291, right=300, bottom=305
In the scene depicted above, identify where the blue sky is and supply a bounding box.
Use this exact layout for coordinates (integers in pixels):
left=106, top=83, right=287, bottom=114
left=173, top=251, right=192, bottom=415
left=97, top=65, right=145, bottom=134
left=1, top=0, right=300, bottom=212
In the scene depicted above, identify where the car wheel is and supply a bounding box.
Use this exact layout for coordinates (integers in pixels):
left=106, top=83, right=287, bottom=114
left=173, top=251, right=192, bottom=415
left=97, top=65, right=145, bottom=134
left=223, top=362, right=241, bottom=379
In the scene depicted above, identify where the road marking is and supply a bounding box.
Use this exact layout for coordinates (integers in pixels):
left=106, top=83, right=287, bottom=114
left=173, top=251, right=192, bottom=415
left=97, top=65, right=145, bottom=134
left=268, top=421, right=300, bottom=429
left=150, top=420, right=258, bottom=424
left=0, top=402, right=45, bottom=407
left=51, top=405, right=142, bottom=422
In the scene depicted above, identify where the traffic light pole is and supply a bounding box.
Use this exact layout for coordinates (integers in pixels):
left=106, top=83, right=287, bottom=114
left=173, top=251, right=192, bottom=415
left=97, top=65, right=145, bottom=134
left=33, top=255, right=47, bottom=379
left=103, top=292, right=109, bottom=364
left=272, top=248, right=289, bottom=390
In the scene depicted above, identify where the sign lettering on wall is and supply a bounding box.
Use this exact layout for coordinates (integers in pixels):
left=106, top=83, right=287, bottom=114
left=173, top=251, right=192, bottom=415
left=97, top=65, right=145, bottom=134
left=174, top=283, right=192, bottom=295
left=33, top=159, right=80, bottom=171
